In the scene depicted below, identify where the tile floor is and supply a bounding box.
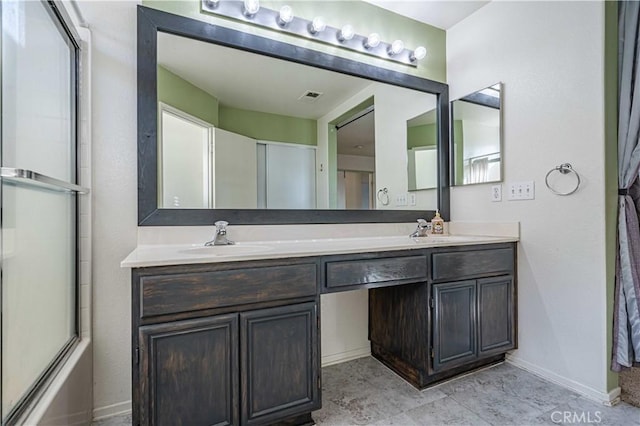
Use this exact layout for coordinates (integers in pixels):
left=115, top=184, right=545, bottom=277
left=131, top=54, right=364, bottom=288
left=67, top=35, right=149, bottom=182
left=93, top=357, right=640, bottom=426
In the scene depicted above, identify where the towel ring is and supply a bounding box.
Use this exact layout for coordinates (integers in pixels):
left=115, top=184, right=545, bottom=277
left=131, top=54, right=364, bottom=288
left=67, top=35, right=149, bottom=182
left=545, top=163, right=581, bottom=196
left=377, top=187, right=390, bottom=205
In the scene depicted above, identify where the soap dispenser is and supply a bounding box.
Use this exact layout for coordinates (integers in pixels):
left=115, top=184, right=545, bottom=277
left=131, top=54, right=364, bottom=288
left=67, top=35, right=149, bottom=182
left=431, top=210, right=444, bottom=235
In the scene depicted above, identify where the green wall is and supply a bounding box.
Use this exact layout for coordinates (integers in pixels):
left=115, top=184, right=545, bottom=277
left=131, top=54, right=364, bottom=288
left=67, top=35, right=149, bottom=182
left=157, top=65, right=219, bottom=126
left=407, top=123, right=437, bottom=149
left=604, top=0, right=619, bottom=391
left=143, top=1, right=446, bottom=82
left=219, top=105, right=317, bottom=146
left=328, top=125, right=338, bottom=209
left=158, top=66, right=316, bottom=145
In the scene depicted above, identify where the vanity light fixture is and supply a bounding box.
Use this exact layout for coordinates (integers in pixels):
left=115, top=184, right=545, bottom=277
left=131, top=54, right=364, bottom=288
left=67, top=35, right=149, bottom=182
left=388, top=39, right=404, bottom=56
left=338, top=24, right=355, bottom=42
left=201, top=0, right=425, bottom=66
left=278, top=5, right=294, bottom=27
left=364, top=33, right=381, bottom=49
left=411, top=46, right=427, bottom=62
left=243, top=0, right=259, bottom=18
left=309, top=16, right=326, bottom=35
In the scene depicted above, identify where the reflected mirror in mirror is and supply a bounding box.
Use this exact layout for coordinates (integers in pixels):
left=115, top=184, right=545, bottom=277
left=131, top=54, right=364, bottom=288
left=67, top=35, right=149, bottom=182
left=452, top=83, right=502, bottom=185
left=157, top=31, right=438, bottom=211
left=406, top=109, right=437, bottom=191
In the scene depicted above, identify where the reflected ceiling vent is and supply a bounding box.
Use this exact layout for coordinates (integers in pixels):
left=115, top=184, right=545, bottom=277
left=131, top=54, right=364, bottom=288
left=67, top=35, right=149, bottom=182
left=298, top=90, right=323, bottom=103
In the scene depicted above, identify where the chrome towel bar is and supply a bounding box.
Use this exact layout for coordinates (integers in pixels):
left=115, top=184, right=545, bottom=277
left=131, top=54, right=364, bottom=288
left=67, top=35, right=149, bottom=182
left=0, top=167, right=90, bottom=194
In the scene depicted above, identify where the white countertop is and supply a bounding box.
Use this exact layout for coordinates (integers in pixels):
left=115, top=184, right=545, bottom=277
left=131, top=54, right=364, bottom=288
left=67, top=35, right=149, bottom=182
left=121, top=234, right=519, bottom=268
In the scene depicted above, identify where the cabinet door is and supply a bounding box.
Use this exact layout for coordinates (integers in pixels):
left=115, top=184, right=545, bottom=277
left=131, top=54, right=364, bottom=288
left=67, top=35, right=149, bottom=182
left=432, top=281, right=477, bottom=372
left=478, top=276, right=515, bottom=355
left=138, top=315, right=238, bottom=426
left=240, top=302, right=319, bottom=425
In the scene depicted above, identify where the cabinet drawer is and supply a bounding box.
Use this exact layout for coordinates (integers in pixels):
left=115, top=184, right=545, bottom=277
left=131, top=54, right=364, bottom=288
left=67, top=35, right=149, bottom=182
left=432, top=247, right=514, bottom=281
left=139, top=263, right=317, bottom=318
left=325, top=255, right=428, bottom=289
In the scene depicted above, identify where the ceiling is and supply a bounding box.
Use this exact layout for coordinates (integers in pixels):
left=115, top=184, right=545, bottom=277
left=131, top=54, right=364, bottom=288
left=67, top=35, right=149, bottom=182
left=158, top=32, right=389, bottom=160
left=337, top=111, right=376, bottom=157
left=364, top=0, right=490, bottom=30
left=158, top=32, right=372, bottom=120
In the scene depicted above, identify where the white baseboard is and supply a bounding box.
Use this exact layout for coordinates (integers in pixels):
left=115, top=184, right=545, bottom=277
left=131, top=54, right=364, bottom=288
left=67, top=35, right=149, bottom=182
left=322, top=346, right=371, bottom=367
left=506, top=355, right=621, bottom=405
left=92, top=400, right=132, bottom=421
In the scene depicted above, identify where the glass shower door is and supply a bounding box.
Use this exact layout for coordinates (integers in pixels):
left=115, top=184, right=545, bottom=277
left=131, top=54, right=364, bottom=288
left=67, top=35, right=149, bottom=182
left=1, top=1, right=81, bottom=421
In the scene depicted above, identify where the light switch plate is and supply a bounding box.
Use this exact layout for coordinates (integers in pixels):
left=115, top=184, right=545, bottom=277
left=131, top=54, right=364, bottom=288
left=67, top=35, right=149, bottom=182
left=408, top=193, right=417, bottom=206
left=507, top=181, right=535, bottom=200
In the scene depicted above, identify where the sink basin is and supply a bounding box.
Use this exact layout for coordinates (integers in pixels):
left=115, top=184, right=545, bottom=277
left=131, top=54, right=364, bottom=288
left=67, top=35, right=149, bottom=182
left=180, top=244, right=273, bottom=257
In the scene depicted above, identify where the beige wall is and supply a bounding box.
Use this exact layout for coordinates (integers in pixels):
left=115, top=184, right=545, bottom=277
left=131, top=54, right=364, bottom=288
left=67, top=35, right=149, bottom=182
left=448, top=1, right=615, bottom=401
left=81, top=0, right=616, bottom=418
left=75, top=0, right=139, bottom=419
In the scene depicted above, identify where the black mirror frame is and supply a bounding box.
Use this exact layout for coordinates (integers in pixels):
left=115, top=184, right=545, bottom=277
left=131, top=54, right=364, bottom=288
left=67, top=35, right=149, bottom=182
left=137, top=5, right=450, bottom=225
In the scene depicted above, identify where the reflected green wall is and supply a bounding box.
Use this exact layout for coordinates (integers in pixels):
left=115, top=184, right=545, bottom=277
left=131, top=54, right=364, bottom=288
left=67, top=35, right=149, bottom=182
left=158, top=66, right=316, bottom=144
left=328, top=125, right=338, bottom=209
left=219, top=105, right=317, bottom=145
left=407, top=124, right=437, bottom=149
left=158, top=65, right=219, bottom=125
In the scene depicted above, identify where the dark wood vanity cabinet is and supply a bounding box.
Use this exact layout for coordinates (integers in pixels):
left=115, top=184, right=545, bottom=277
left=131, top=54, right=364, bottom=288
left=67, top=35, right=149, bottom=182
left=432, top=275, right=515, bottom=372
left=131, top=259, right=321, bottom=426
left=432, top=280, right=478, bottom=371
left=240, top=303, right=319, bottom=425
left=138, top=314, right=239, bottom=426
left=370, top=243, right=517, bottom=389
left=130, top=242, right=516, bottom=425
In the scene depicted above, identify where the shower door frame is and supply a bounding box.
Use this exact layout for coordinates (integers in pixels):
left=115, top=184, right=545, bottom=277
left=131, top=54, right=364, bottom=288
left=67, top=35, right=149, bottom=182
left=0, top=1, right=82, bottom=423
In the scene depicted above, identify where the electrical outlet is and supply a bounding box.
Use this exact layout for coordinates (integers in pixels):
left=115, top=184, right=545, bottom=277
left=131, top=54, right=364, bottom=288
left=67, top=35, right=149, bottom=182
left=507, top=181, right=535, bottom=200
left=408, top=193, right=417, bottom=206
left=396, top=193, right=407, bottom=206
left=491, top=185, right=502, bottom=202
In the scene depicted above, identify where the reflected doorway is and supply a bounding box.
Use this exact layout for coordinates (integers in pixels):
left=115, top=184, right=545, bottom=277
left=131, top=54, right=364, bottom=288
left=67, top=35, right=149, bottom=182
left=335, top=106, right=375, bottom=209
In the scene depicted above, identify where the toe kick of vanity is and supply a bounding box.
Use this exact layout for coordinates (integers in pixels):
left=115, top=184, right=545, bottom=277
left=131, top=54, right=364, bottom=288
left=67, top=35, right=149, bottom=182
left=129, top=241, right=517, bottom=426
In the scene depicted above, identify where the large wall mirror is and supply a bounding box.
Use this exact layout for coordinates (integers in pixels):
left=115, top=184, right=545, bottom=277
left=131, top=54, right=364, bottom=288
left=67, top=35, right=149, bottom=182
left=451, top=83, right=503, bottom=186
left=138, top=6, right=450, bottom=225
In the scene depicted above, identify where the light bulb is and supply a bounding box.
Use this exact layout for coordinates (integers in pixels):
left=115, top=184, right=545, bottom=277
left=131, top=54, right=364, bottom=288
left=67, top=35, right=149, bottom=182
left=411, top=46, right=427, bottom=61
left=309, top=16, right=326, bottom=34
left=388, top=39, right=404, bottom=56
left=278, top=5, right=294, bottom=26
left=364, top=33, right=380, bottom=49
left=338, top=24, right=355, bottom=42
left=243, top=0, right=260, bottom=17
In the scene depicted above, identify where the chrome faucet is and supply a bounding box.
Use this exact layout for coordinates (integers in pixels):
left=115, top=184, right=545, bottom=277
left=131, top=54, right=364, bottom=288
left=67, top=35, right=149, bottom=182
left=205, top=221, right=235, bottom=246
left=409, top=219, right=430, bottom=238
